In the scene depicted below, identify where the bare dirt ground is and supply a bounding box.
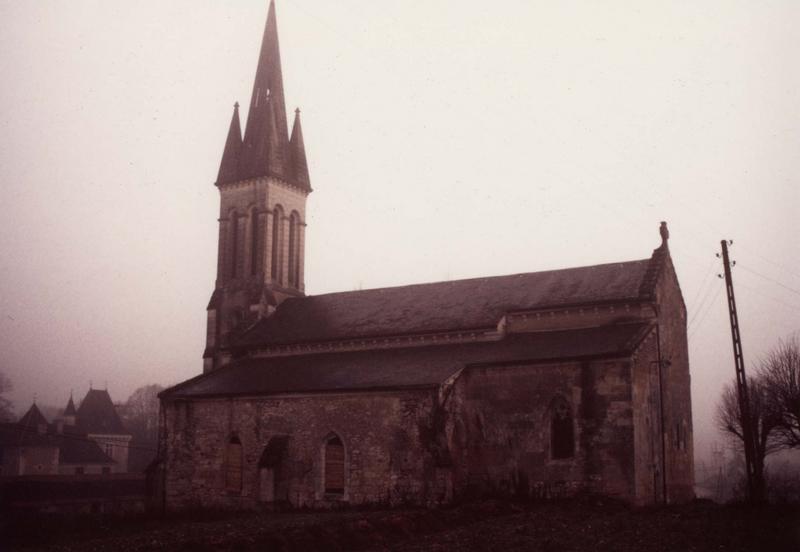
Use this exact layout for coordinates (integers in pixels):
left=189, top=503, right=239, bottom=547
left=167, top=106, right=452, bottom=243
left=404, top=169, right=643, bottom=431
left=2, top=498, right=798, bottom=552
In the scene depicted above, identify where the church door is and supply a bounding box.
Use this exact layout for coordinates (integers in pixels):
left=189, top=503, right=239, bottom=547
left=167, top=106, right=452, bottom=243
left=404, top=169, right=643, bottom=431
left=257, top=436, right=289, bottom=504
left=258, top=467, right=275, bottom=502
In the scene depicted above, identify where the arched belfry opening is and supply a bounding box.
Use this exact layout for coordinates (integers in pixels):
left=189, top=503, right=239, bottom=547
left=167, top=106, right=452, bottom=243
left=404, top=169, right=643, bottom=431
left=271, top=204, right=284, bottom=283
left=288, top=210, right=301, bottom=288
left=249, top=207, right=261, bottom=276
left=228, top=209, right=239, bottom=280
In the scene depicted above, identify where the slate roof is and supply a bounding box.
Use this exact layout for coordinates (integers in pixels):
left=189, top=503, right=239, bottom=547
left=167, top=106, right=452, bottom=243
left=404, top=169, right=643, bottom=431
left=235, top=258, right=656, bottom=349
left=0, top=424, right=114, bottom=465
left=18, top=404, right=49, bottom=430
left=0, top=422, right=53, bottom=448
left=76, top=390, right=128, bottom=435
left=166, top=323, right=652, bottom=399
left=58, top=428, right=114, bottom=465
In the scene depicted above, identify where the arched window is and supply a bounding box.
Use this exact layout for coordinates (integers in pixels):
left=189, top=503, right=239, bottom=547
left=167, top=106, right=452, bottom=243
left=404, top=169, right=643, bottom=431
left=288, top=211, right=300, bottom=287
left=229, top=210, right=239, bottom=279
left=271, top=205, right=284, bottom=283
left=324, top=435, right=345, bottom=495
left=249, top=207, right=260, bottom=276
left=550, top=396, right=574, bottom=460
left=225, top=435, right=243, bottom=492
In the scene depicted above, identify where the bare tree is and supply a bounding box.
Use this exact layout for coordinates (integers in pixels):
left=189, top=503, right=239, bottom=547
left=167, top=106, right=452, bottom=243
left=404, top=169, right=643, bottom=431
left=0, top=371, right=13, bottom=422
left=120, top=384, right=164, bottom=472
left=760, top=336, right=800, bottom=449
left=716, top=375, right=782, bottom=502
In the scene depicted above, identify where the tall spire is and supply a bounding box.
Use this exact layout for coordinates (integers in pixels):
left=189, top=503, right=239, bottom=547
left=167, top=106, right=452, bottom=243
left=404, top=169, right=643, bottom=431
left=265, top=96, right=286, bottom=175
left=239, top=0, right=288, bottom=180
left=217, top=102, right=242, bottom=185
left=242, top=94, right=286, bottom=179
left=290, top=108, right=311, bottom=190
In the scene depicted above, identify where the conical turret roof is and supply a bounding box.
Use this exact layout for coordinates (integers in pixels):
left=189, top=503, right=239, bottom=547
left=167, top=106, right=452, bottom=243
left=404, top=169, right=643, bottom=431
left=19, top=403, right=48, bottom=429
left=289, top=108, right=311, bottom=190
left=64, top=395, right=77, bottom=417
left=217, top=103, right=243, bottom=185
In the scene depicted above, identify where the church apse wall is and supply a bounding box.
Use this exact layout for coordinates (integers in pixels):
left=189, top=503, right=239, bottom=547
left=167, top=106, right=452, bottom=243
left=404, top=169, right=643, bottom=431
left=447, top=359, right=636, bottom=501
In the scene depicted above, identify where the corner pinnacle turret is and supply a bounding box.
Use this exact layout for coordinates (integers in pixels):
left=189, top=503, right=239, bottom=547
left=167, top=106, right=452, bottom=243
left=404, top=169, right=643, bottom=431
left=217, top=102, right=242, bottom=185
left=290, top=108, right=311, bottom=189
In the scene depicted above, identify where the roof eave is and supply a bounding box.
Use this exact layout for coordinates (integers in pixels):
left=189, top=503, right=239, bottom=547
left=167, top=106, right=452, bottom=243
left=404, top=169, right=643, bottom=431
left=164, top=382, right=441, bottom=402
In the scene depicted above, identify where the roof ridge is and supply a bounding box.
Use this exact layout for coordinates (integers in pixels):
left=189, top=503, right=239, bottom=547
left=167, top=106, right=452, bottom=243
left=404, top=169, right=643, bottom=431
left=292, top=258, right=652, bottom=301
left=235, top=254, right=656, bottom=350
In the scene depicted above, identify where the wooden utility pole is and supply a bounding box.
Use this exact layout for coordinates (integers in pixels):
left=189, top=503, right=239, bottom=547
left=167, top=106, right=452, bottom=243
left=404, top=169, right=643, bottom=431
left=719, top=239, right=756, bottom=502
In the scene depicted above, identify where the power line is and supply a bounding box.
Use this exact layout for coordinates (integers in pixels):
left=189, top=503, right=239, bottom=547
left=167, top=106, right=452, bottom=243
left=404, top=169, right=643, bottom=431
left=737, top=264, right=800, bottom=299
left=734, top=278, right=800, bottom=313
left=6, top=425, right=157, bottom=453
left=688, top=259, right=717, bottom=310
left=688, top=283, right=724, bottom=340
left=737, top=245, right=800, bottom=283
left=688, top=276, right=721, bottom=330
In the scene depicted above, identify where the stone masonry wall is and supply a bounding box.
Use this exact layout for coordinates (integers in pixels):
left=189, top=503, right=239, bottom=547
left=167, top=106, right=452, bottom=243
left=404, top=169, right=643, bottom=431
left=447, top=358, right=636, bottom=501
left=654, top=254, right=694, bottom=502
left=206, top=176, right=308, bottom=371
left=162, top=389, right=444, bottom=511
left=630, top=328, right=664, bottom=505
left=215, top=177, right=306, bottom=289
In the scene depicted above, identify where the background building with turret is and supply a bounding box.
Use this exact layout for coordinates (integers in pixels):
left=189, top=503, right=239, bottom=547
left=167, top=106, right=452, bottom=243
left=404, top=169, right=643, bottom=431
left=0, top=389, right=132, bottom=476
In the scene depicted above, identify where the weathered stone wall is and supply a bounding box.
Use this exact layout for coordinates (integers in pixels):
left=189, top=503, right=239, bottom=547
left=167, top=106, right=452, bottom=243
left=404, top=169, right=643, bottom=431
left=630, top=328, right=664, bottom=505
left=446, top=358, right=636, bottom=501
left=162, top=389, right=445, bottom=511
left=654, top=254, right=694, bottom=502
left=215, top=176, right=307, bottom=289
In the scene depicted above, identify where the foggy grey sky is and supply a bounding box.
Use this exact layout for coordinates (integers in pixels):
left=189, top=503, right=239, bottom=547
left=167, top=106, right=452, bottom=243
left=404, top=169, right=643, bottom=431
left=1, top=0, right=798, bottom=464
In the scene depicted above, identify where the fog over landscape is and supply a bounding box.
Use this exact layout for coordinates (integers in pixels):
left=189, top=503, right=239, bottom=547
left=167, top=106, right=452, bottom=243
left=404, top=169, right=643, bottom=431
left=1, top=0, right=798, bottom=470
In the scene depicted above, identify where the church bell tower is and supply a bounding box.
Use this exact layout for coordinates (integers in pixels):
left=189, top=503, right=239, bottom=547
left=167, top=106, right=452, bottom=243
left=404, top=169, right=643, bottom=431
left=204, top=0, right=311, bottom=373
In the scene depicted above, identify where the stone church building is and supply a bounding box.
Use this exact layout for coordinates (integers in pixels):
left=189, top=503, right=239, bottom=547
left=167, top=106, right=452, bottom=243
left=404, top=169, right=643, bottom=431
left=158, top=1, right=694, bottom=510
